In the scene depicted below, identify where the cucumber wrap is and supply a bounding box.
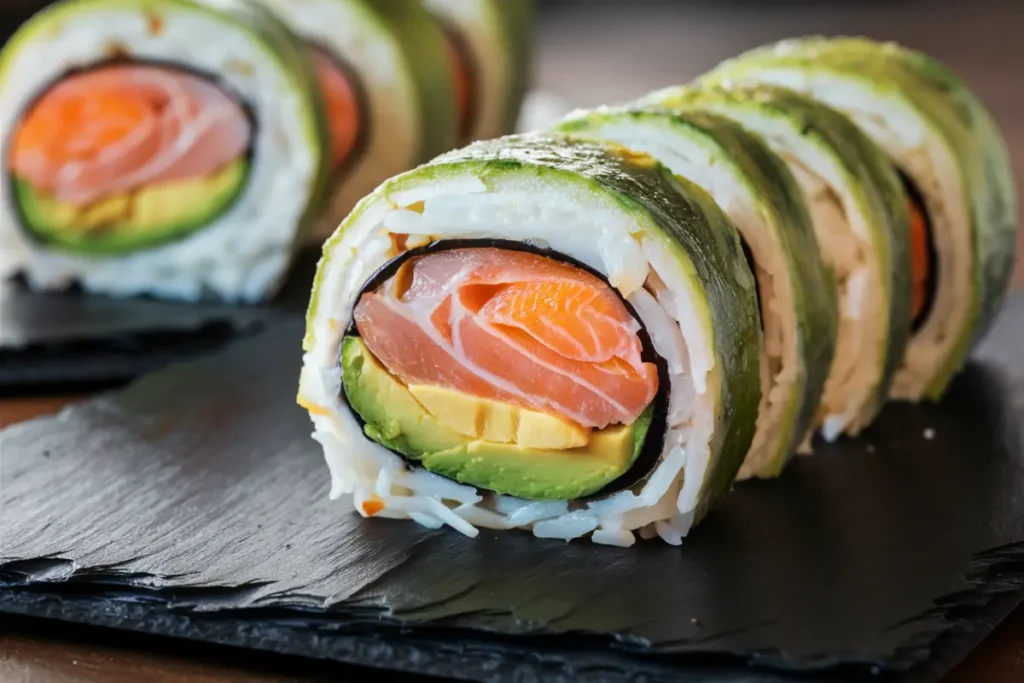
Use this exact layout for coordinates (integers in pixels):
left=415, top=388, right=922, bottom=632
left=703, top=36, right=1017, bottom=400
left=423, top=0, right=535, bottom=142
left=260, top=0, right=457, bottom=240
left=643, top=84, right=911, bottom=439
left=299, top=134, right=762, bottom=546
left=556, top=105, right=837, bottom=477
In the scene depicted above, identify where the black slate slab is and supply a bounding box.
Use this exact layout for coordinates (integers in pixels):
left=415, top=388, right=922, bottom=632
left=0, top=249, right=319, bottom=392
left=1, top=296, right=1023, bottom=682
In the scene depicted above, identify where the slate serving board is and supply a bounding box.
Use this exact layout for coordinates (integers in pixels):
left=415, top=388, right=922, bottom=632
left=1, top=296, right=1023, bottom=682
left=0, top=249, right=319, bottom=393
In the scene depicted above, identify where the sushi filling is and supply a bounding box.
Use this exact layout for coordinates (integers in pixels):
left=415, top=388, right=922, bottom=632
left=438, top=21, right=478, bottom=144
left=899, top=170, right=938, bottom=333
left=740, top=240, right=764, bottom=328
left=307, top=45, right=369, bottom=178
left=7, top=61, right=254, bottom=253
left=340, top=241, right=668, bottom=501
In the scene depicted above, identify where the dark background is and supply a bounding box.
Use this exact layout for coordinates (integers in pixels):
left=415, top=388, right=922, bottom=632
left=3, top=0, right=1022, bottom=285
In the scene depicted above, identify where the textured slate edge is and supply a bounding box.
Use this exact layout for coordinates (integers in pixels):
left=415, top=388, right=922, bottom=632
left=0, top=248, right=318, bottom=392
left=0, top=587, right=875, bottom=683
left=894, top=542, right=1024, bottom=681
left=3, top=540, right=1024, bottom=681
left=0, top=318, right=275, bottom=392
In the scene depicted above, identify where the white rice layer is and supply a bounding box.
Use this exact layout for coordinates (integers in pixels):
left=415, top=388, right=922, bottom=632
left=262, top=0, right=420, bottom=240
left=0, top=1, right=321, bottom=302
left=299, top=169, right=721, bottom=547
left=737, top=68, right=971, bottom=400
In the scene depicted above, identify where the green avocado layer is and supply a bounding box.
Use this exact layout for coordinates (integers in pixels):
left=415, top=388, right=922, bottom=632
left=341, top=335, right=653, bottom=500
left=14, top=159, right=248, bottom=255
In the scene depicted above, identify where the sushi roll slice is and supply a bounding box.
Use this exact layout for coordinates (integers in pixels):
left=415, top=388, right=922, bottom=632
left=702, top=37, right=1018, bottom=400
left=298, top=134, right=762, bottom=546
left=260, top=0, right=457, bottom=238
left=555, top=105, right=837, bottom=478
left=423, top=0, right=535, bottom=144
left=642, top=85, right=911, bottom=440
left=0, top=0, right=330, bottom=302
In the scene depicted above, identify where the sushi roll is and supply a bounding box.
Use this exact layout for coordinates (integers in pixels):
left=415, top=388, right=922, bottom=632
left=260, top=0, right=457, bottom=238
left=555, top=105, right=837, bottom=478
left=298, top=134, right=762, bottom=546
left=642, top=85, right=911, bottom=440
left=0, top=0, right=330, bottom=302
left=702, top=37, right=1018, bottom=400
left=423, top=0, right=535, bottom=143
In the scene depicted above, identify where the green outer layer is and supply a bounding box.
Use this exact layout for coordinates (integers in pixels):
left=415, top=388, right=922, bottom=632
left=308, top=133, right=762, bottom=522
left=643, top=84, right=911, bottom=429
left=556, top=105, right=837, bottom=477
left=371, top=0, right=456, bottom=162
left=703, top=37, right=1018, bottom=398
left=491, top=0, right=535, bottom=133
left=1, top=0, right=332, bottom=252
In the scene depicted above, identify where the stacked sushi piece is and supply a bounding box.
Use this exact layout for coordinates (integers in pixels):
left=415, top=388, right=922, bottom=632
left=299, top=36, right=1017, bottom=547
left=0, top=0, right=535, bottom=302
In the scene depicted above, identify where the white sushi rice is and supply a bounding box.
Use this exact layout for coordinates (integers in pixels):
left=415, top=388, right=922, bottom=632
left=0, top=1, right=322, bottom=302
left=734, top=66, right=972, bottom=400
left=260, top=0, right=420, bottom=240
left=299, top=169, right=720, bottom=546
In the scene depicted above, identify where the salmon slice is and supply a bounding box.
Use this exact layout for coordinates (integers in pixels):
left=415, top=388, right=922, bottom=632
left=354, top=248, right=659, bottom=429
left=441, top=27, right=473, bottom=142
left=907, top=195, right=931, bottom=323
left=310, top=48, right=360, bottom=170
left=11, top=64, right=250, bottom=205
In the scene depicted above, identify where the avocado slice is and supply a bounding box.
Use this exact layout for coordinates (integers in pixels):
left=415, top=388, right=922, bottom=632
left=13, top=159, right=248, bottom=256
left=341, top=335, right=653, bottom=500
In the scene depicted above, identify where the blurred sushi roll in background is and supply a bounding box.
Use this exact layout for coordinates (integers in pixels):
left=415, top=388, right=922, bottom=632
left=423, top=0, right=535, bottom=144
left=0, top=0, right=331, bottom=301
left=260, top=0, right=459, bottom=239
left=0, top=0, right=538, bottom=299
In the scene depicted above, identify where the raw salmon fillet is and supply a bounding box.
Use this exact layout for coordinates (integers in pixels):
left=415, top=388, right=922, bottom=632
left=354, top=248, right=659, bottom=429
left=11, top=64, right=250, bottom=205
